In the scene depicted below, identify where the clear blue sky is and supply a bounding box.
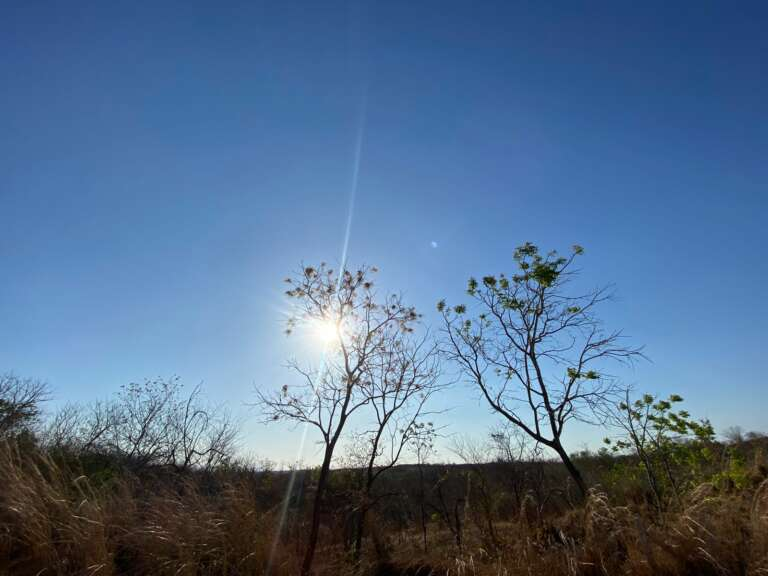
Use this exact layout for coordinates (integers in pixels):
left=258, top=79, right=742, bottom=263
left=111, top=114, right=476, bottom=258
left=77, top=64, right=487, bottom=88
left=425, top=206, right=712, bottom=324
left=2, top=1, right=766, bottom=463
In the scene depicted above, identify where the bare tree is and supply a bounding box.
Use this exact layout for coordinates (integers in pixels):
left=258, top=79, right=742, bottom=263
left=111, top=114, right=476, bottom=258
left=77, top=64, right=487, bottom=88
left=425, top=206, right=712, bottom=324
left=44, top=378, right=237, bottom=470
left=489, top=422, right=535, bottom=464
left=723, top=426, right=745, bottom=445
left=488, top=423, right=542, bottom=511
left=350, top=329, right=442, bottom=563
left=0, top=373, right=49, bottom=438
left=103, top=379, right=177, bottom=467
left=438, top=243, right=642, bottom=497
left=410, top=421, right=436, bottom=553
left=451, top=435, right=501, bottom=555
left=256, top=263, right=423, bottom=576
left=166, top=383, right=239, bottom=470
left=430, top=467, right=469, bottom=553
left=43, top=402, right=112, bottom=452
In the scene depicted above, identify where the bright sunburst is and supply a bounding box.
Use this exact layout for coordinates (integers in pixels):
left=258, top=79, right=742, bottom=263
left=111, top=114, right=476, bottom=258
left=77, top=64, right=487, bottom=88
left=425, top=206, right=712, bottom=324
left=313, top=318, right=341, bottom=345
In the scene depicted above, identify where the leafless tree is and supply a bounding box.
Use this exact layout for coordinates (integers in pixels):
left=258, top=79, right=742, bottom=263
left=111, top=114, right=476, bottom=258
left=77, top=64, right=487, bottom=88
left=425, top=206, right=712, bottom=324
left=43, top=378, right=237, bottom=470
left=0, top=373, right=49, bottom=437
left=43, top=401, right=113, bottom=452
left=488, top=423, right=542, bottom=511
left=430, top=467, right=469, bottom=553
left=451, top=435, right=500, bottom=555
left=438, top=243, right=642, bottom=497
left=103, top=378, right=179, bottom=468
left=723, top=426, right=745, bottom=445
left=489, top=422, right=537, bottom=464
left=255, top=263, right=424, bottom=576
left=350, top=329, right=442, bottom=562
left=166, top=383, right=238, bottom=470
left=410, top=421, right=437, bottom=553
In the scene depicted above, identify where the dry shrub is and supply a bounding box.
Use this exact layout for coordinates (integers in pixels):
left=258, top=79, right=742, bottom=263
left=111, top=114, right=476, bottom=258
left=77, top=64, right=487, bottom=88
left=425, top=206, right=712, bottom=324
left=518, top=491, right=538, bottom=529
left=688, top=481, right=718, bottom=504
left=584, top=489, right=616, bottom=544
left=581, top=488, right=628, bottom=575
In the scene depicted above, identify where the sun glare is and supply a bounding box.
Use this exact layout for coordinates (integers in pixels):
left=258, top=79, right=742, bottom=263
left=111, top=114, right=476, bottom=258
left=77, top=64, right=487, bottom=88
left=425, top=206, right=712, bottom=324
left=313, top=319, right=341, bottom=345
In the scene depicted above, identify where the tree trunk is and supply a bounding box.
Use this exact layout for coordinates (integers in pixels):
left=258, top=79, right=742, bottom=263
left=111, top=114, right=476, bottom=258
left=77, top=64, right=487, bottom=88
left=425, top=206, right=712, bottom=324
left=659, top=451, right=683, bottom=510
left=418, top=464, right=428, bottom=553
left=453, top=498, right=464, bottom=552
left=553, top=441, right=587, bottom=498
left=352, top=500, right=367, bottom=565
left=420, top=501, right=428, bottom=553
left=475, top=473, right=499, bottom=555
left=637, top=449, right=664, bottom=513
left=300, top=449, right=333, bottom=576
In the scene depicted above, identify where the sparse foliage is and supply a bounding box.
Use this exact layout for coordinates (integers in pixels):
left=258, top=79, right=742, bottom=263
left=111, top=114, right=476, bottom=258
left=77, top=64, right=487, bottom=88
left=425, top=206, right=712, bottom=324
left=410, top=421, right=437, bottom=553
left=256, top=263, right=428, bottom=576
left=604, top=391, right=716, bottom=510
left=350, top=329, right=443, bottom=562
left=439, top=243, right=642, bottom=496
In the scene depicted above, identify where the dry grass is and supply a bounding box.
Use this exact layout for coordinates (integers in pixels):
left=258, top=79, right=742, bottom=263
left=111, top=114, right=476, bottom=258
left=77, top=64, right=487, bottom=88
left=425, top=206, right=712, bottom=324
left=2, top=440, right=767, bottom=576
left=0, top=442, right=110, bottom=575
left=379, top=483, right=768, bottom=576
left=0, top=442, right=301, bottom=576
left=750, top=479, right=768, bottom=576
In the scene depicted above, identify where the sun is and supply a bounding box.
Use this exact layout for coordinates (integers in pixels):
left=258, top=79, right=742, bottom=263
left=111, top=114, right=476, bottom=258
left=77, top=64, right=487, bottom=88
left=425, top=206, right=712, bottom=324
left=313, top=318, right=341, bottom=345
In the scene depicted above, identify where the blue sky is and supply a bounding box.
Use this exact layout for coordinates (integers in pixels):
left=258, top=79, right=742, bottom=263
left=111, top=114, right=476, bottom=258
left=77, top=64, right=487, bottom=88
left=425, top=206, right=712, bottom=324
left=2, top=1, right=767, bottom=464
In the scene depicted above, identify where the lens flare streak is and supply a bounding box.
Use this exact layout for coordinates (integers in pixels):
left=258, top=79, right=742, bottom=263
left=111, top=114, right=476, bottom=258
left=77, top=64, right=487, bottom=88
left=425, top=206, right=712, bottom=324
left=265, top=85, right=368, bottom=575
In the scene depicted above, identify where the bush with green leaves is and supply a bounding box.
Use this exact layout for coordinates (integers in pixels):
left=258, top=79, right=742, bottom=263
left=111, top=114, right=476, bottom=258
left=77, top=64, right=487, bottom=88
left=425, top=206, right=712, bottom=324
left=605, top=392, right=716, bottom=510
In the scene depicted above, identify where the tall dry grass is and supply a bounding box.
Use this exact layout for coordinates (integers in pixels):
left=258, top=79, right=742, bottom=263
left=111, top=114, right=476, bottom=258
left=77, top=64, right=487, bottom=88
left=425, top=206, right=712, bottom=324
left=0, top=441, right=303, bottom=576
left=0, top=441, right=110, bottom=575
left=2, top=438, right=767, bottom=576
left=378, top=483, right=768, bottom=576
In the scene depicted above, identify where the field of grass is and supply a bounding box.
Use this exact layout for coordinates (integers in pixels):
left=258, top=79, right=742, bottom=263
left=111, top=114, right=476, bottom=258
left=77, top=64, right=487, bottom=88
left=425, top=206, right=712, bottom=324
left=2, top=434, right=767, bottom=576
